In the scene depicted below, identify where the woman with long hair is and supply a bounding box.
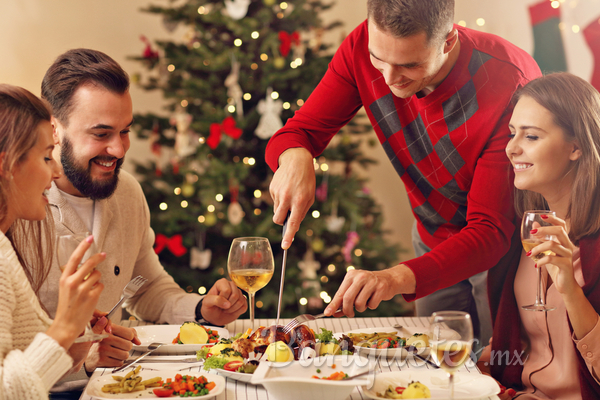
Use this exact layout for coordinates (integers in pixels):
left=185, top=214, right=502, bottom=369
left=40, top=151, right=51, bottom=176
left=482, top=72, right=600, bottom=399
left=0, top=84, right=104, bottom=399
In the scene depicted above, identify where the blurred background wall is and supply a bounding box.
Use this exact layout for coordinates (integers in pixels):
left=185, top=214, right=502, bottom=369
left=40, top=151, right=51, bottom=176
left=1, top=0, right=598, bottom=262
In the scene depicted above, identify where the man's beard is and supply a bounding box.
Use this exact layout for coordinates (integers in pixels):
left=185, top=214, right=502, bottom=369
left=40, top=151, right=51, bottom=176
left=60, top=137, right=123, bottom=200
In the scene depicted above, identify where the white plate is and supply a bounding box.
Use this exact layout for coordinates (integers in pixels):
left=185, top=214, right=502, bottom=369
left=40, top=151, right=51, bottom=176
left=212, top=367, right=256, bottom=383
left=132, top=325, right=229, bottom=355
left=335, top=326, right=431, bottom=359
left=362, top=370, right=500, bottom=400
left=84, top=369, right=225, bottom=399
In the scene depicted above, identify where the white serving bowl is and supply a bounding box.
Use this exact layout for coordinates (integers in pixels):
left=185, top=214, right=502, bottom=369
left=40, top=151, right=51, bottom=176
left=251, top=354, right=372, bottom=400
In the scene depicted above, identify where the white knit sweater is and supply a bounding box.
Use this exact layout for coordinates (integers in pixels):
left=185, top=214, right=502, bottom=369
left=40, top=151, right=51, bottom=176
left=0, top=231, right=73, bottom=399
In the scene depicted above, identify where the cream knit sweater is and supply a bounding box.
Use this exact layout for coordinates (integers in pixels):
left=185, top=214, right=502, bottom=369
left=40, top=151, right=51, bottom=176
left=0, top=231, right=73, bottom=399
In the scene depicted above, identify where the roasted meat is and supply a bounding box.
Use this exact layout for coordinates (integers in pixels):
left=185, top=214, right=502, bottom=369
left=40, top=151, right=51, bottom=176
left=231, top=337, right=256, bottom=359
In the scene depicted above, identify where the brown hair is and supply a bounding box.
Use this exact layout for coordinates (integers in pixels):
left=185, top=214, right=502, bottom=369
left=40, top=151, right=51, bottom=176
left=367, top=0, right=455, bottom=46
left=41, top=48, right=129, bottom=125
left=0, top=84, right=55, bottom=296
left=512, top=72, right=600, bottom=244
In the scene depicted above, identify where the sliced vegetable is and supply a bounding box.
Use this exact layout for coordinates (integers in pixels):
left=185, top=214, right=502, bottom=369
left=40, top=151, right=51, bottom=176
left=158, top=374, right=216, bottom=397
left=223, top=360, right=244, bottom=372
left=152, top=388, right=174, bottom=397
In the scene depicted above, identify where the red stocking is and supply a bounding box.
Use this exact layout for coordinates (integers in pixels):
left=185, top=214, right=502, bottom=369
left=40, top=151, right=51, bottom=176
left=529, top=0, right=567, bottom=73
left=584, top=18, right=600, bottom=92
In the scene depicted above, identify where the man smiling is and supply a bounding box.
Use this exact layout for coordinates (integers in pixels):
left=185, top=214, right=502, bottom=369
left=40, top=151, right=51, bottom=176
left=266, top=0, right=541, bottom=350
left=38, top=49, right=247, bottom=380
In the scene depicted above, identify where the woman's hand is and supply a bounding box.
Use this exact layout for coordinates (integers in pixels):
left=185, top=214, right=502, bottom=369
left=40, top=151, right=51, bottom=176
left=527, top=214, right=579, bottom=296
left=66, top=310, right=109, bottom=374
left=46, top=235, right=105, bottom=350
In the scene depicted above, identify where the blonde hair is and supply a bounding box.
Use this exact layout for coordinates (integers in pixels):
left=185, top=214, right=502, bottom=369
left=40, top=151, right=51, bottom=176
left=0, top=84, right=55, bottom=297
left=512, top=73, right=600, bottom=244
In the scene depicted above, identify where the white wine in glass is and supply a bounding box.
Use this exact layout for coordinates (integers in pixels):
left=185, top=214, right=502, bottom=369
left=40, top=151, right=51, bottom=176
left=521, top=210, right=557, bottom=312
left=57, top=233, right=108, bottom=343
left=228, top=237, right=274, bottom=329
left=431, top=311, right=473, bottom=400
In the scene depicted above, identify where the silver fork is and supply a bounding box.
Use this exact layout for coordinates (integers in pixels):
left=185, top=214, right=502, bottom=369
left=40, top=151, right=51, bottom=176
left=106, top=275, right=148, bottom=319
left=282, top=308, right=342, bottom=334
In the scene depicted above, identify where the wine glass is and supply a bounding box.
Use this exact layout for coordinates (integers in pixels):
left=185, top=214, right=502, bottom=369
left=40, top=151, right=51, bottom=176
left=521, top=210, right=557, bottom=312
left=57, top=233, right=108, bottom=343
left=430, top=311, right=474, bottom=400
left=228, top=237, right=274, bottom=329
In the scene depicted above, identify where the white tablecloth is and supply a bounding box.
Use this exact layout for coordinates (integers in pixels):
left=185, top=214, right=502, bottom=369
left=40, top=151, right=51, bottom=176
left=79, top=316, right=499, bottom=400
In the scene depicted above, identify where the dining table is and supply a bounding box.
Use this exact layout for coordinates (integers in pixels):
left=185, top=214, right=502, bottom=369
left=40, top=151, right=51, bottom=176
left=79, top=315, right=500, bottom=400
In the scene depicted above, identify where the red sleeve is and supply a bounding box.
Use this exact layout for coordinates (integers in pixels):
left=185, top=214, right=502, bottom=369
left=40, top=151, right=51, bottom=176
left=403, top=109, right=517, bottom=300
left=265, top=26, right=365, bottom=171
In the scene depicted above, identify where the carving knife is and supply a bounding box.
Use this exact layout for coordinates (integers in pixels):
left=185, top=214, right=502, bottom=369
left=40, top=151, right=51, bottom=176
left=276, top=212, right=290, bottom=327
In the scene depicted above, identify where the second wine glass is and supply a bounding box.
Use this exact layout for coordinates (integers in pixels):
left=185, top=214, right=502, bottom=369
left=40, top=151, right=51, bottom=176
left=56, top=233, right=108, bottom=343
left=430, top=311, right=473, bottom=400
left=227, top=237, right=274, bottom=329
left=521, top=210, right=557, bottom=312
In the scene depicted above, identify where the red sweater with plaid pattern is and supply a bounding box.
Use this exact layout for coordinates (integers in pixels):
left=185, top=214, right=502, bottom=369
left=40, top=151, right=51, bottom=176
left=266, top=21, right=541, bottom=300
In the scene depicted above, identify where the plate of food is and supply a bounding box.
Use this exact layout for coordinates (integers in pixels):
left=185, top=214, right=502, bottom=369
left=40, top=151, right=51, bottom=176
left=197, top=332, right=262, bottom=384
left=132, top=322, right=229, bottom=354
left=84, top=366, right=225, bottom=399
left=332, top=326, right=431, bottom=359
left=198, top=325, right=319, bottom=383
left=362, top=370, right=500, bottom=399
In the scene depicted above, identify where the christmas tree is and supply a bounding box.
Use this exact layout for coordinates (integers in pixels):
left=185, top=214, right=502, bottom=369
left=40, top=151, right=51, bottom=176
left=130, top=0, right=409, bottom=318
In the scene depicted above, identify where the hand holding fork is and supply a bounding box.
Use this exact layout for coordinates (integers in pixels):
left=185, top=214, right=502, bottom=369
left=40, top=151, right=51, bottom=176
left=83, top=276, right=147, bottom=371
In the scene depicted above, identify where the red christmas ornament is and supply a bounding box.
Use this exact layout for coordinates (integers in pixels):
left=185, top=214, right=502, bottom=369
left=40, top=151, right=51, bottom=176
left=315, top=181, right=328, bottom=202
left=342, top=231, right=360, bottom=263
left=140, top=35, right=159, bottom=61
left=207, top=116, right=243, bottom=149
left=278, top=31, right=300, bottom=57
left=154, top=234, right=187, bottom=257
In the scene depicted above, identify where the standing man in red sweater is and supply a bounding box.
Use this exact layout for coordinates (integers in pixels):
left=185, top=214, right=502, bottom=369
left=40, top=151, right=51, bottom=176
left=266, top=0, right=541, bottom=348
